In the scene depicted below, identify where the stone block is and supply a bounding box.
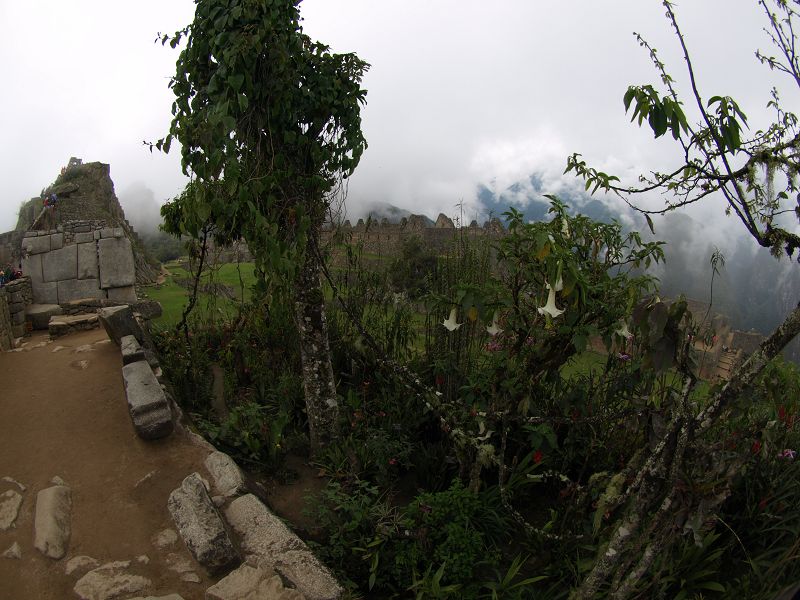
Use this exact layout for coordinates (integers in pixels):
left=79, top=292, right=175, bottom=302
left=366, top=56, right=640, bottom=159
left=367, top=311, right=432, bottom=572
left=99, top=228, right=116, bottom=239
left=206, top=563, right=304, bottom=600
left=42, top=244, right=78, bottom=282
left=22, top=253, right=43, bottom=284
left=113, top=227, right=124, bottom=238
left=132, top=300, right=162, bottom=320
left=26, top=304, right=63, bottom=330
left=0, top=490, right=23, bottom=530
left=22, top=235, right=50, bottom=255
left=34, top=484, right=72, bottom=559
left=74, top=232, right=94, bottom=244
left=205, top=452, right=246, bottom=498
left=120, top=335, right=146, bottom=365
left=121, top=360, right=173, bottom=439
left=98, top=237, right=135, bottom=289
left=11, top=311, right=25, bottom=325
left=107, top=286, right=137, bottom=303
left=225, top=494, right=342, bottom=600
left=93, top=230, right=101, bottom=240
left=49, top=314, right=100, bottom=339
left=99, top=305, right=143, bottom=345
left=23, top=231, right=37, bottom=238
left=31, top=280, right=58, bottom=304
left=167, top=473, right=239, bottom=575
left=57, top=279, right=103, bottom=303
left=73, top=561, right=151, bottom=600
left=11, top=324, right=25, bottom=338
left=77, top=242, right=98, bottom=279
left=50, top=233, right=64, bottom=250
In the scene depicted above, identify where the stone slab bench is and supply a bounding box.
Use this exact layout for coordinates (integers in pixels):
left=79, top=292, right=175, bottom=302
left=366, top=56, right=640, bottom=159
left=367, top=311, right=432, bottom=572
left=121, top=360, right=174, bottom=440
left=26, top=303, right=63, bottom=330
left=120, top=334, right=146, bottom=365
left=48, top=313, right=99, bottom=339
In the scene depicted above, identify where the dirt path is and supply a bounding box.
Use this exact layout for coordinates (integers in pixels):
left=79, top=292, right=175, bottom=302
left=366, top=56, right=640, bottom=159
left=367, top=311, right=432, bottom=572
left=0, top=329, right=220, bottom=599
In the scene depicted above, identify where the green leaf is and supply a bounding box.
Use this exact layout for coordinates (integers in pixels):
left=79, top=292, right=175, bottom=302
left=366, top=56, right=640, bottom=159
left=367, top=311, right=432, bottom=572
left=623, top=87, right=636, bottom=111
left=697, top=582, right=726, bottom=592
left=196, top=201, right=211, bottom=222
left=645, top=214, right=655, bottom=235
left=229, top=73, right=244, bottom=93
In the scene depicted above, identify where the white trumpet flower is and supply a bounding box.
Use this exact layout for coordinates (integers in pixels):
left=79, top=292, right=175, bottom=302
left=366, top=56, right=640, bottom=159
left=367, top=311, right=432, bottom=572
left=442, top=307, right=461, bottom=331
left=537, top=288, right=564, bottom=319
left=546, top=276, right=564, bottom=292
left=486, top=313, right=503, bottom=336
left=615, top=321, right=633, bottom=339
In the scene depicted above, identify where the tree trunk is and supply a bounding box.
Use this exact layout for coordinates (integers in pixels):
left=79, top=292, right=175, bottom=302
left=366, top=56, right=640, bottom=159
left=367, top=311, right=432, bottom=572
left=294, top=230, right=339, bottom=456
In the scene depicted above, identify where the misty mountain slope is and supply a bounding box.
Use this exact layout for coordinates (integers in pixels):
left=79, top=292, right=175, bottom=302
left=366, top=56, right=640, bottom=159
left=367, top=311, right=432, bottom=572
left=476, top=172, right=618, bottom=224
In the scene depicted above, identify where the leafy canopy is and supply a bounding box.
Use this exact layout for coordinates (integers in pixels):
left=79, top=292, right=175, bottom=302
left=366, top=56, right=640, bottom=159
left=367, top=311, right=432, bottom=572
left=157, top=0, right=369, bottom=277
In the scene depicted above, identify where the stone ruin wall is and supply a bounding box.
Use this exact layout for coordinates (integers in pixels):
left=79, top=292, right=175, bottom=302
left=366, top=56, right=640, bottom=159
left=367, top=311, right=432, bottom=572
left=0, top=230, right=25, bottom=268
left=322, top=212, right=507, bottom=255
left=13, top=159, right=158, bottom=284
left=0, top=276, right=32, bottom=348
left=21, top=221, right=137, bottom=306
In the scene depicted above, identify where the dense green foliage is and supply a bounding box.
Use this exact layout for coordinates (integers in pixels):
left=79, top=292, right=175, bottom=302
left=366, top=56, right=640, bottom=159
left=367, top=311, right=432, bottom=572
left=157, top=0, right=368, bottom=274
left=148, top=0, right=800, bottom=597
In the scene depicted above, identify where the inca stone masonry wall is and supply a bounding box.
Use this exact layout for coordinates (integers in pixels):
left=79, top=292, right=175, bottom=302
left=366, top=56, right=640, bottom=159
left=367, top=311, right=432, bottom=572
left=22, top=223, right=137, bottom=305
left=322, top=213, right=507, bottom=255
left=0, top=276, right=32, bottom=348
left=0, top=230, right=24, bottom=268
left=14, top=159, right=158, bottom=284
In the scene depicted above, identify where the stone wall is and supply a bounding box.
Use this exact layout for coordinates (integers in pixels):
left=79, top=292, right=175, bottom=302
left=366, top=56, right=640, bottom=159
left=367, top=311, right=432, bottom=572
left=322, top=213, right=506, bottom=255
left=0, top=230, right=24, bottom=268
left=0, top=276, right=32, bottom=347
left=22, top=224, right=137, bottom=305
left=0, top=286, right=12, bottom=351
left=13, top=160, right=159, bottom=284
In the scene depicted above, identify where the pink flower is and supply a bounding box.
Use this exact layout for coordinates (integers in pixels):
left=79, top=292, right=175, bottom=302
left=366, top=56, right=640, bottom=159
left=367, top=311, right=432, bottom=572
left=778, top=449, right=797, bottom=460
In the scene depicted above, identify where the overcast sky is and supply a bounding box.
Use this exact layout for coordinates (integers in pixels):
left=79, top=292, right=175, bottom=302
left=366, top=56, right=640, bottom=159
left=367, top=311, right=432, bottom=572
left=0, top=0, right=792, bottom=244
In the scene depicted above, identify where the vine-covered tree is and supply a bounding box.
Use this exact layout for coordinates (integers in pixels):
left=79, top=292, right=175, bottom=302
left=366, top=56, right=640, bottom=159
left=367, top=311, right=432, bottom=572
left=565, top=1, right=800, bottom=597
left=156, top=0, right=368, bottom=453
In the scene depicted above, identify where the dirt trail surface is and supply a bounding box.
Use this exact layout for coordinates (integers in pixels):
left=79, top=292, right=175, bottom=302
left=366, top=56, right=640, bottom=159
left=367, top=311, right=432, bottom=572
left=0, top=328, right=219, bottom=599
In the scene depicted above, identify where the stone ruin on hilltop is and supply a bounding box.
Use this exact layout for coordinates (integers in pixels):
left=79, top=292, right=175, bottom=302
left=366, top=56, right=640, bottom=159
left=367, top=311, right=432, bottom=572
left=0, top=158, right=162, bottom=347
left=1, top=157, right=159, bottom=285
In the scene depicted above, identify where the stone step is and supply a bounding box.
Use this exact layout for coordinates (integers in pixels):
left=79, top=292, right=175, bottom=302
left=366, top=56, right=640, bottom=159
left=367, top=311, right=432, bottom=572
left=49, top=313, right=100, bottom=339
left=26, top=303, right=63, bottom=330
